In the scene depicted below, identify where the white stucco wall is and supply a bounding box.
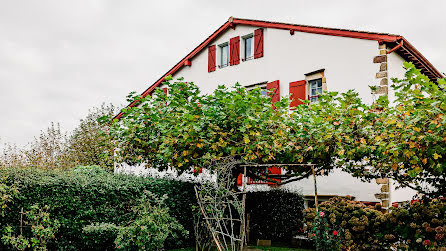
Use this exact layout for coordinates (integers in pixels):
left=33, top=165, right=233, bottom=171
left=171, top=25, right=379, bottom=106
left=387, top=52, right=418, bottom=204
left=387, top=51, right=407, bottom=104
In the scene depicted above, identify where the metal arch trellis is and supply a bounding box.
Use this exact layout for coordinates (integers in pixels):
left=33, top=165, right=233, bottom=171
left=194, top=161, right=318, bottom=251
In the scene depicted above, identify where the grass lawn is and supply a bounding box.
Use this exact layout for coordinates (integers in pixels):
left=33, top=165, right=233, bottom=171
left=169, top=247, right=313, bottom=251
left=250, top=247, right=313, bottom=251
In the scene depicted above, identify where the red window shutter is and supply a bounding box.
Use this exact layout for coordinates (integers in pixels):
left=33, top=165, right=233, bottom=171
left=267, top=166, right=281, bottom=186
left=254, top=28, right=264, bottom=59
left=267, top=80, right=280, bottom=104
left=162, top=87, right=168, bottom=95
left=237, top=173, right=243, bottom=186
left=289, top=80, right=306, bottom=107
left=208, top=45, right=216, bottom=72
left=230, top=36, right=240, bottom=66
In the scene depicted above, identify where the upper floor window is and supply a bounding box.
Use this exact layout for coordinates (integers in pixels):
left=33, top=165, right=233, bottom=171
left=209, top=28, right=263, bottom=72
left=243, top=35, right=254, bottom=60
left=220, top=43, right=229, bottom=68
left=309, top=78, right=323, bottom=103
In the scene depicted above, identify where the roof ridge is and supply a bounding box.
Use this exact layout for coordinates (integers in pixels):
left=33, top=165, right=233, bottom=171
left=231, top=17, right=402, bottom=37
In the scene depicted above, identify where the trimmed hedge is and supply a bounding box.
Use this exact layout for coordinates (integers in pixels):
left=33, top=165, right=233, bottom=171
left=245, top=190, right=304, bottom=243
left=0, top=166, right=196, bottom=250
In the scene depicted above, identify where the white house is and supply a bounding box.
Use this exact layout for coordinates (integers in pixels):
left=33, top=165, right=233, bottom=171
left=115, top=17, right=443, bottom=209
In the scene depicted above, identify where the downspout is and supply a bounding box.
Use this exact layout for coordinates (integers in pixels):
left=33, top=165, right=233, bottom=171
left=387, top=39, right=404, bottom=54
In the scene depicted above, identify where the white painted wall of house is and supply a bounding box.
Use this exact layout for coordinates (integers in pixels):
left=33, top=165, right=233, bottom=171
left=387, top=52, right=418, bottom=205
left=119, top=25, right=417, bottom=203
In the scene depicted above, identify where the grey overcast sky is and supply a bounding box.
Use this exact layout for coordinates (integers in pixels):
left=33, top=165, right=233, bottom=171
left=1, top=0, right=445, bottom=147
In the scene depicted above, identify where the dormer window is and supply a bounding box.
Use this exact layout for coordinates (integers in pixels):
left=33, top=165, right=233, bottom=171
left=219, top=43, right=229, bottom=68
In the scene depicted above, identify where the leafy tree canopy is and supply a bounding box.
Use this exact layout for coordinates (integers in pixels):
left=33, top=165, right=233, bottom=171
left=108, top=63, right=445, bottom=197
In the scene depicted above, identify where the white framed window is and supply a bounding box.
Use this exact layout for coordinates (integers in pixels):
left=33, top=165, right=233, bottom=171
left=242, top=34, right=254, bottom=61
left=309, top=78, right=323, bottom=103
left=219, top=43, right=229, bottom=68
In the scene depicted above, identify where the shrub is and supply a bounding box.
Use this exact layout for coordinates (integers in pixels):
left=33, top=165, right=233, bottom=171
left=245, top=190, right=304, bottom=243
left=0, top=166, right=196, bottom=250
left=384, top=199, right=445, bottom=250
left=304, top=196, right=385, bottom=250
left=114, top=192, right=188, bottom=250
left=303, top=196, right=446, bottom=250
left=0, top=175, right=18, bottom=216
left=310, top=210, right=342, bottom=251
left=2, top=204, right=60, bottom=251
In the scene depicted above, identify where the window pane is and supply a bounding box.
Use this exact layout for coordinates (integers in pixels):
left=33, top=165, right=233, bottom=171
left=245, top=37, right=252, bottom=59
left=221, top=45, right=229, bottom=66
left=260, top=87, right=267, bottom=96
left=310, top=79, right=323, bottom=96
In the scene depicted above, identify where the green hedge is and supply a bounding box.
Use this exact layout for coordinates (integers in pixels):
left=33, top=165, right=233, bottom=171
left=245, top=190, right=305, bottom=243
left=0, top=166, right=196, bottom=250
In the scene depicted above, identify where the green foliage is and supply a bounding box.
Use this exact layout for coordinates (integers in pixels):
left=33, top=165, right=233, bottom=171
left=0, top=175, right=18, bottom=216
left=309, top=210, right=342, bottom=251
left=109, top=79, right=295, bottom=173
left=83, top=192, right=187, bottom=250
left=114, top=192, right=188, bottom=250
left=0, top=166, right=195, bottom=250
left=303, top=197, right=446, bottom=250
left=64, top=103, right=116, bottom=171
left=1, top=228, right=29, bottom=251
left=2, top=204, right=60, bottom=251
left=245, top=190, right=304, bottom=242
left=108, top=65, right=445, bottom=196
left=82, top=222, right=120, bottom=247
left=107, top=78, right=350, bottom=185
left=340, top=62, right=446, bottom=197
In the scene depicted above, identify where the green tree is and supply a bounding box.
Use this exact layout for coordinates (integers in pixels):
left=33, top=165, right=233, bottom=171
left=109, top=65, right=445, bottom=196
left=0, top=104, right=115, bottom=171
left=108, top=77, right=325, bottom=184
left=63, top=103, right=116, bottom=171
left=337, top=62, right=446, bottom=197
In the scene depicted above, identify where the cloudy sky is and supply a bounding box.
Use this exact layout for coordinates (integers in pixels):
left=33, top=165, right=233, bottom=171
left=1, top=0, right=445, bottom=147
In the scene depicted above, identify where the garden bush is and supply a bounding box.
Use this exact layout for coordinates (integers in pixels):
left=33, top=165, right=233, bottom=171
left=383, top=199, right=445, bottom=250
left=0, top=166, right=196, bottom=250
left=245, top=190, right=304, bottom=243
left=303, top=196, right=445, bottom=250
